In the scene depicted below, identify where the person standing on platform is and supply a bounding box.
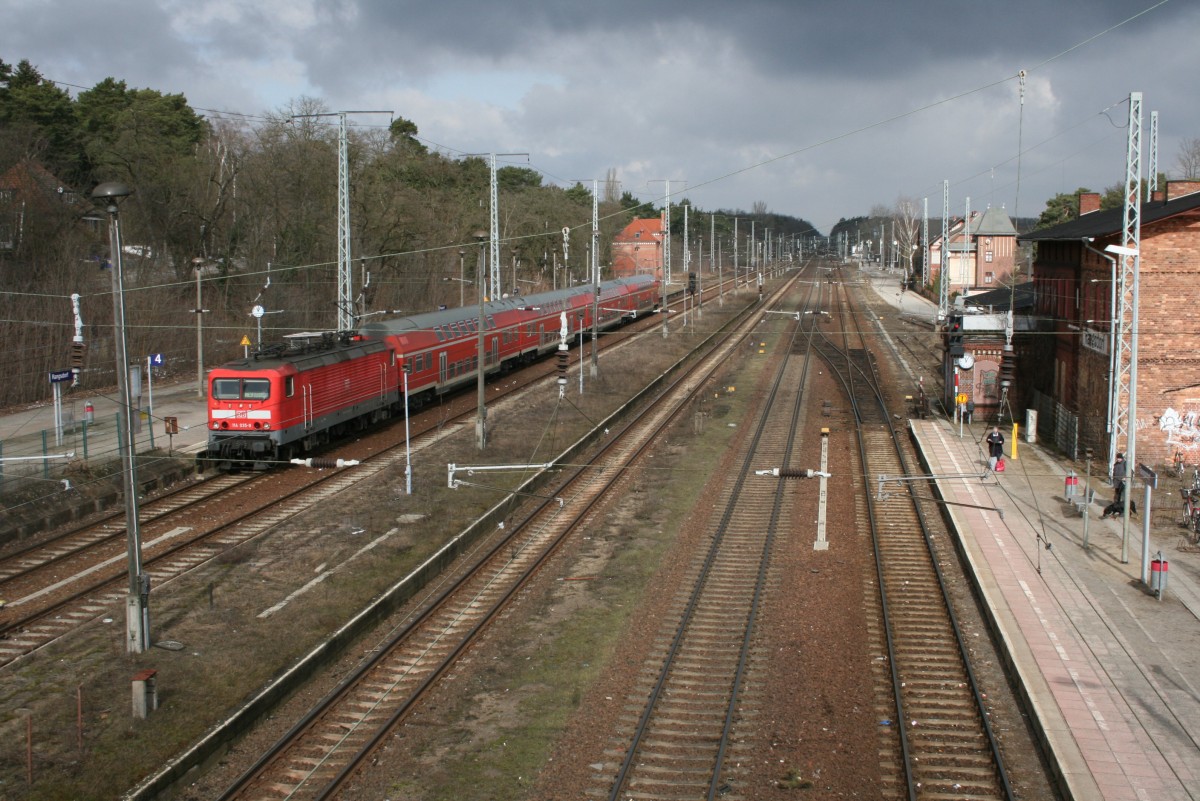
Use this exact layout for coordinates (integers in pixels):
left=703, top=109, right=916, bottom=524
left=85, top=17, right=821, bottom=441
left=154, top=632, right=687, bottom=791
left=1112, top=452, right=1127, bottom=505
left=986, top=426, right=1005, bottom=471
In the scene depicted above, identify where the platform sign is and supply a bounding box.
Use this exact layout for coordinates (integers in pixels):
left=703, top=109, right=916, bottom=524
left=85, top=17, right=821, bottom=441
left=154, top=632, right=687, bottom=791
left=1138, top=463, right=1158, bottom=490
left=149, top=353, right=164, bottom=367
left=48, top=369, right=73, bottom=383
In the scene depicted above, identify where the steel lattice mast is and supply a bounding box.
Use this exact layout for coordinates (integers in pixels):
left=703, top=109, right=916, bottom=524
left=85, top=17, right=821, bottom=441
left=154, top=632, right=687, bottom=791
left=291, top=110, right=391, bottom=332
left=489, top=154, right=500, bottom=300
left=1114, top=92, right=1143, bottom=564
left=939, top=180, right=950, bottom=321
left=337, top=113, right=352, bottom=331
left=1148, top=110, right=1159, bottom=197
left=922, top=197, right=930, bottom=286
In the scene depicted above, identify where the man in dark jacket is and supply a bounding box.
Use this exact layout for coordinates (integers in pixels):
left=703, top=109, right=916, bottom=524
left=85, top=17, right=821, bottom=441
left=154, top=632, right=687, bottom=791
left=986, top=426, right=1005, bottom=471
left=1112, top=453, right=1127, bottom=504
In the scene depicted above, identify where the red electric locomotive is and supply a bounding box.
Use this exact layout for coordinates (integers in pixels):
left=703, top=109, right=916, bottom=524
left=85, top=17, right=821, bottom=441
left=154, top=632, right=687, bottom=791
left=202, top=275, right=659, bottom=470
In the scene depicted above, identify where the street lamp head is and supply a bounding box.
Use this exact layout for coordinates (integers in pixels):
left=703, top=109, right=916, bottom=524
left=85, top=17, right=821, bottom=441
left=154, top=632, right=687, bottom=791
left=92, top=182, right=133, bottom=214
left=473, top=229, right=488, bottom=243
left=1104, top=243, right=1138, bottom=258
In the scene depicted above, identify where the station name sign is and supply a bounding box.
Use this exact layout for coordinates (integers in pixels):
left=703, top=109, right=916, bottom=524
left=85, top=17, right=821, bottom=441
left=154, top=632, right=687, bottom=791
left=48, top=369, right=73, bottom=383
left=1082, top=327, right=1108, bottom=356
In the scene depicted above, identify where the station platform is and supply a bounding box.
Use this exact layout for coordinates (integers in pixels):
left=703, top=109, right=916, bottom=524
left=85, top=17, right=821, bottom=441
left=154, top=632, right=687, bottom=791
left=910, top=417, right=1200, bottom=801
left=0, top=380, right=211, bottom=473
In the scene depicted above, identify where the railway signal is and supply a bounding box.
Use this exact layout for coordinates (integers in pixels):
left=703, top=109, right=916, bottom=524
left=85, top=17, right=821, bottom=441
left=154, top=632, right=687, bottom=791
left=947, top=314, right=964, bottom=356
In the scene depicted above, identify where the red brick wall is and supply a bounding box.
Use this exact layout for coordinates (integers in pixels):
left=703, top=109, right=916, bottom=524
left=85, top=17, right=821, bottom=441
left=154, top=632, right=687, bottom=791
left=1073, top=212, right=1200, bottom=466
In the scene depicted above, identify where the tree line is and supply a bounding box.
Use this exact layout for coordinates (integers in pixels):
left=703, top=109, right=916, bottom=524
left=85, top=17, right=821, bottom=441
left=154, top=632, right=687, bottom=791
left=0, top=57, right=817, bottom=408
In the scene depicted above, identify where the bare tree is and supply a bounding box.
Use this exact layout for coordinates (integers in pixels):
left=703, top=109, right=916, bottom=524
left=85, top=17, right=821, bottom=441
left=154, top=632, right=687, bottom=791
left=603, top=168, right=620, bottom=204
left=1177, top=137, right=1200, bottom=180
left=892, top=196, right=921, bottom=286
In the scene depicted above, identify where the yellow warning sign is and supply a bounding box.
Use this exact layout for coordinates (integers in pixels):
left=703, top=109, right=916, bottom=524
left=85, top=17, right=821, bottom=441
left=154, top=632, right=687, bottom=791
left=240, top=335, right=252, bottom=346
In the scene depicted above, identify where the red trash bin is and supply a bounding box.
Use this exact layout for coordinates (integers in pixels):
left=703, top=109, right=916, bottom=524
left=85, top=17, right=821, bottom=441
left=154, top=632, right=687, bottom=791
left=1150, top=557, right=1168, bottom=596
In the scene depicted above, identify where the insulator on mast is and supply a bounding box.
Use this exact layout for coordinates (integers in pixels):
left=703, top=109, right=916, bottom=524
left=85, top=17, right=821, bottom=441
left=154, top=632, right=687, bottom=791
left=998, top=343, right=1016, bottom=390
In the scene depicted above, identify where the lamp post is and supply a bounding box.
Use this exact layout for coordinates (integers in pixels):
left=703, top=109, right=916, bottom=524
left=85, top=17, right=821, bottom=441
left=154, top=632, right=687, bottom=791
left=92, top=181, right=149, bottom=654
left=403, top=361, right=412, bottom=494
left=475, top=230, right=488, bottom=450
left=191, top=268, right=209, bottom=400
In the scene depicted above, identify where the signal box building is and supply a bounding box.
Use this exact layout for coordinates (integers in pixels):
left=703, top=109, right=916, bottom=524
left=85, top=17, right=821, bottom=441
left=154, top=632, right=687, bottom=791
left=611, top=218, right=664, bottom=280
left=941, top=283, right=1035, bottom=419
left=1018, top=181, right=1200, bottom=465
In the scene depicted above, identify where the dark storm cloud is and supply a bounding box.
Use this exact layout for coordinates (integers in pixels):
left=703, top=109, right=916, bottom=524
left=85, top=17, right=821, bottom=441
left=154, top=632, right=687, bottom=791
left=2, top=0, right=1194, bottom=223
left=326, top=0, right=1166, bottom=80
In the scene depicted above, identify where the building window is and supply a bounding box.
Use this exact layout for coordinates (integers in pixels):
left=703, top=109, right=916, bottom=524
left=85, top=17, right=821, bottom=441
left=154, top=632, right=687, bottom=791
left=985, top=251, right=993, bottom=262
left=985, top=272, right=994, bottom=283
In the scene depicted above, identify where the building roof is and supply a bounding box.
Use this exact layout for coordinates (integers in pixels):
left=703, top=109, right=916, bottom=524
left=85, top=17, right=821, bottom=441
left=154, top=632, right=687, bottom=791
left=1019, top=190, right=1200, bottom=243
left=970, top=206, right=1017, bottom=237
left=614, top=218, right=663, bottom=243
left=963, top=282, right=1035, bottom=312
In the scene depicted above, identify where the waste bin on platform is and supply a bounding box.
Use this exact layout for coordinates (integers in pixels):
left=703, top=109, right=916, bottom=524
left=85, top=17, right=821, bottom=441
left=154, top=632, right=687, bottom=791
left=1150, top=556, right=1168, bottom=598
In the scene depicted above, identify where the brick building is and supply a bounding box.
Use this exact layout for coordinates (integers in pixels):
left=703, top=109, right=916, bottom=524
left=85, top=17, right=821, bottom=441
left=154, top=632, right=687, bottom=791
left=611, top=218, right=664, bottom=279
left=928, top=207, right=1018, bottom=294
left=1018, top=181, right=1200, bottom=465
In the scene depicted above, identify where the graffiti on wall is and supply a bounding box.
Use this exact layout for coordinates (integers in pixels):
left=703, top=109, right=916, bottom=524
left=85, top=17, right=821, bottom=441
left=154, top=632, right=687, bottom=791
left=1157, top=407, right=1200, bottom=451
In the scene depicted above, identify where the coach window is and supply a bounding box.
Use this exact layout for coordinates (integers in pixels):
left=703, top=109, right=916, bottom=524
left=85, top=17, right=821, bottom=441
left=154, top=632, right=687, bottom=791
left=435, top=328, right=445, bottom=342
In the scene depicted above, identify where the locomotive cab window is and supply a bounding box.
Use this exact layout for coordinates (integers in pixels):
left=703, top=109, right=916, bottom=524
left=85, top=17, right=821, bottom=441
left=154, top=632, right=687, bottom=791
left=285, top=376, right=295, bottom=397
left=212, top=378, right=242, bottom=400
left=212, top=378, right=271, bottom=400
left=243, top=379, right=270, bottom=400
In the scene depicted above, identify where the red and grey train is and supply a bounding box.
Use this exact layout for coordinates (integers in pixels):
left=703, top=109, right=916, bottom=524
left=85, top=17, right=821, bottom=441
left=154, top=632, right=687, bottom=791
left=201, top=274, right=660, bottom=470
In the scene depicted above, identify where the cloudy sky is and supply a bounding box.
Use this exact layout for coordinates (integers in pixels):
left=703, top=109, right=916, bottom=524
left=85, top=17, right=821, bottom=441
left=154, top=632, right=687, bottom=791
left=4, top=0, right=1194, bottom=233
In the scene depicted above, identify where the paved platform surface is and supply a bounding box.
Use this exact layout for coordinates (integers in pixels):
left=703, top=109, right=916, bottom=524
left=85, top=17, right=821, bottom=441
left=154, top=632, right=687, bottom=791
left=858, top=265, right=1200, bottom=800
left=0, top=380, right=211, bottom=473
left=911, top=418, right=1200, bottom=801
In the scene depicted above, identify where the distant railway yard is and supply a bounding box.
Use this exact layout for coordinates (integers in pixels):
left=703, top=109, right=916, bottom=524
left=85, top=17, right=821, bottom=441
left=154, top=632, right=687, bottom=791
left=2, top=263, right=1059, bottom=800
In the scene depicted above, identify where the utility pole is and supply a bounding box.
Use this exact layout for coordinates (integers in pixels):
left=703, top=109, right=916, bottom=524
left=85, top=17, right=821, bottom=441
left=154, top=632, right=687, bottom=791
left=1114, top=91, right=1143, bottom=564
left=939, top=180, right=950, bottom=321
left=482, top=152, right=530, bottom=300
left=290, top=110, right=392, bottom=332
left=191, top=268, right=209, bottom=399
left=591, top=179, right=600, bottom=378
left=650, top=179, right=684, bottom=338
left=93, top=181, right=148, bottom=654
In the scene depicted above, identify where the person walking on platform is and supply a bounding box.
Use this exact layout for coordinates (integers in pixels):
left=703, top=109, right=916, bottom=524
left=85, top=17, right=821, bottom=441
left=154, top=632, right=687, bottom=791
left=986, top=426, right=1005, bottom=471
left=1112, top=452, right=1127, bottom=505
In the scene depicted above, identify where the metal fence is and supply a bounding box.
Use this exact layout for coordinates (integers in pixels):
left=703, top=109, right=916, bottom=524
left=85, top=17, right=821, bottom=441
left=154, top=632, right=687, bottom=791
left=1029, top=389, right=1080, bottom=461
left=0, top=410, right=162, bottom=492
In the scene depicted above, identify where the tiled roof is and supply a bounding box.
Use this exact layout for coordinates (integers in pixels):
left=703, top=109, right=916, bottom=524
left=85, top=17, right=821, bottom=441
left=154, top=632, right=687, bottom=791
left=614, top=218, right=663, bottom=242
left=1020, top=191, right=1200, bottom=242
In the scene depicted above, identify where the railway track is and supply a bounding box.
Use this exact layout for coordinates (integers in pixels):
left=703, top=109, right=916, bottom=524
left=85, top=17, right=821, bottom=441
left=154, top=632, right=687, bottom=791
left=817, top=270, right=1013, bottom=800
left=0, top=279, right=733, bottom=668
left=595, top=281, right=820, bottom=800
left=212, top=274, right=802, bottom=800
